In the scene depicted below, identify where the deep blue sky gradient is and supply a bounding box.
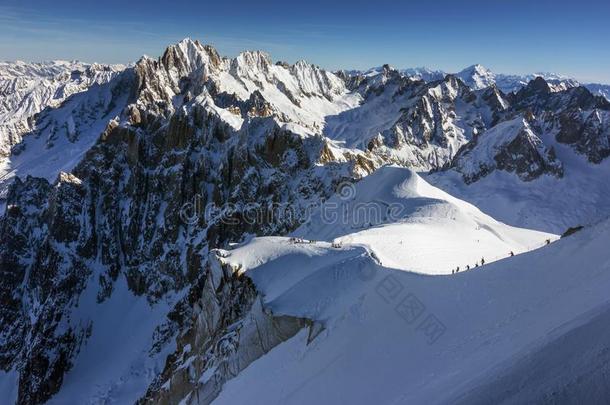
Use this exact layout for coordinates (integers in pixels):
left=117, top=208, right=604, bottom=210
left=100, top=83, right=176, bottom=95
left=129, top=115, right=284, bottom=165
left=0, top=0, right=608, bottom=82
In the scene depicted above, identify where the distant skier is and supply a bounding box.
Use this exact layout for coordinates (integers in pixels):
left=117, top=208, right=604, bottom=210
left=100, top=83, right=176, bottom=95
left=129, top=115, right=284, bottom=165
left=466, top=265, right=470, bottom=270
left=510, top=251, right=514, bottom=257
left=481, top=257, right=485, bottom=266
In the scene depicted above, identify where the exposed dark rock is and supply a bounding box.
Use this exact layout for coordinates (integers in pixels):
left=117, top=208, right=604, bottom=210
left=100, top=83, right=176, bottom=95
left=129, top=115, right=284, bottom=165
left=561, top=225, right=585, bottom=238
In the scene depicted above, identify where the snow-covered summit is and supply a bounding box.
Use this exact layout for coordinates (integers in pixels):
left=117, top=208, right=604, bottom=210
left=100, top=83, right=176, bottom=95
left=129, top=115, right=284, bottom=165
left=133, top=37, right=355, bottom=132
left=456, top=64, right=496, bottom=90
left=451, top=116, right=563, bottom=183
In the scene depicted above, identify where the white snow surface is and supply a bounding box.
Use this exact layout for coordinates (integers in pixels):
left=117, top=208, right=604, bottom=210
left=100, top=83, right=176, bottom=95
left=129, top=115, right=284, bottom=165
left=456, top=64, right=496, bottom=91
left=294, top=166, right=555, bottom=274
left=2, top=40, right=610, bottom=404
left=0, top=61, right=124, bottom=154
left=213, top=215, right=610, bottom=405
left=47, top=274, right=180, bottom=405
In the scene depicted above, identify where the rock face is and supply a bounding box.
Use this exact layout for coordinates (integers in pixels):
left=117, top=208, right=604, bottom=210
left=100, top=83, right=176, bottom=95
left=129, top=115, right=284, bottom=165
left=1, top=38, right=610, bottom=404
left=326, top=68, right=510, bottom=170
left=447, top=77, right=610, bottom=181
left=0, top=173, right=89, bottom=404
left=451, top=117, right=563, bottom=183
left=0, top=39, right=376, bottom=405
left=555, top=108, right=610, bottom=163
left=140, top=253, right=309, bottom=405
left=585, top=83, right=610, bottom=102
left=509, top=78, right=610, bottom=164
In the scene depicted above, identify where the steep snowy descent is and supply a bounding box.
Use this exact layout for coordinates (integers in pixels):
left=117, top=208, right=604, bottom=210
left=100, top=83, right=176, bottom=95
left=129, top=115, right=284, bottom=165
left=0, top=61, right=124, bottom=156
left=214, top=216, right=610, bottom=405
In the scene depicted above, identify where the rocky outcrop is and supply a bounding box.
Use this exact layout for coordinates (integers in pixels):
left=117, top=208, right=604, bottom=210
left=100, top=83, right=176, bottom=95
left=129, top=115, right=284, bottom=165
left=0, top=39, right=373, bottom=404
left=358, top=73, right=508, bottom=170
left=510, top=77, right=610, bottom=112
left=140, top=253, right=309, bottom=404
left=510, top=78, right=610, bottom=164
left=451, top=118, right=563, bottom=183
left=556, top=109, right=610, bottom=163
left=0, top=173, right=90, bottom=404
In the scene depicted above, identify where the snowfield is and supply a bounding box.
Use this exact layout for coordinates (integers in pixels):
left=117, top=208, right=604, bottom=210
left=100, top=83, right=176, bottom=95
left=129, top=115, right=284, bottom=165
left=294, top=166, right=555, bottom=274
left=213, top=217, right=610, bottom=405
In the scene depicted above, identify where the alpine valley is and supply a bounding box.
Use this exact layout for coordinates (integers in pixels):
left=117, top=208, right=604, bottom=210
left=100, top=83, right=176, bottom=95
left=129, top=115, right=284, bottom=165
left=2, top=38, right=610, bottom=404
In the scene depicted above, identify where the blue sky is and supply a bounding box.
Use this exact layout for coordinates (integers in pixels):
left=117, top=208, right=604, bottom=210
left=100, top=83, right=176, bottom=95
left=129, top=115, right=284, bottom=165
left=0, top=0, right=609, bottom=83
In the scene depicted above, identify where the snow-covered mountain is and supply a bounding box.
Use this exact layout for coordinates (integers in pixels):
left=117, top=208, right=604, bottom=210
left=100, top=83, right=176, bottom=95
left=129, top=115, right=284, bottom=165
left=396, top=63, right=599, bottom=97
left=0, top=61, right=124, bottom=156
left=585, top=82, right=610, bottom=102
left=494, top=71, right=581, bottom=94
left=350, top=63, right=609, bottom=103
left=1, top=38, right=610, bottom=404
left=293, top=166, right=554, bottom=273
left=400, top=66, right=446, bottom=82
left=455, top=64, right=497, bottom=90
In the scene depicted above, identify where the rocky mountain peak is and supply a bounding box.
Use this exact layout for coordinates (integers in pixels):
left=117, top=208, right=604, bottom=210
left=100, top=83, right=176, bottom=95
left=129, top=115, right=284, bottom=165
left=451, top=116, right=563, bottom=183
left=231, top=50, right=272, bottom=75
left=401, top=66, right=445, bottom=82
left=523, top=76, right=552, bottom=95
left=161, top=38, right=223, bottom=79
left=456, top=64, right=496, bottom=90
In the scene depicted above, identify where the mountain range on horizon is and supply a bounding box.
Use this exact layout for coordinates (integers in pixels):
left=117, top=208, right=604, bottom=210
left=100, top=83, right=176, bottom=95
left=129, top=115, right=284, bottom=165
left=2, top=37, right=610, bottom=404
left=4, top=48, right=610, bottom=96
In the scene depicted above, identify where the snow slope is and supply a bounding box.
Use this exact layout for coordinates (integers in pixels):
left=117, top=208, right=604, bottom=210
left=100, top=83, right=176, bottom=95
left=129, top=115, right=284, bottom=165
left=427, top=124, right=610, bottom=234
left=456, top=64, right=496, bottom=90
left=0, top=75, right=131, bottom=203
left=294, top=166, right=554, bottom=274
left=46, top=277, right=179, bottom=405
left=0, top=61, right=124, bottom=156
left=213, top=217, right=610, bottom=405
